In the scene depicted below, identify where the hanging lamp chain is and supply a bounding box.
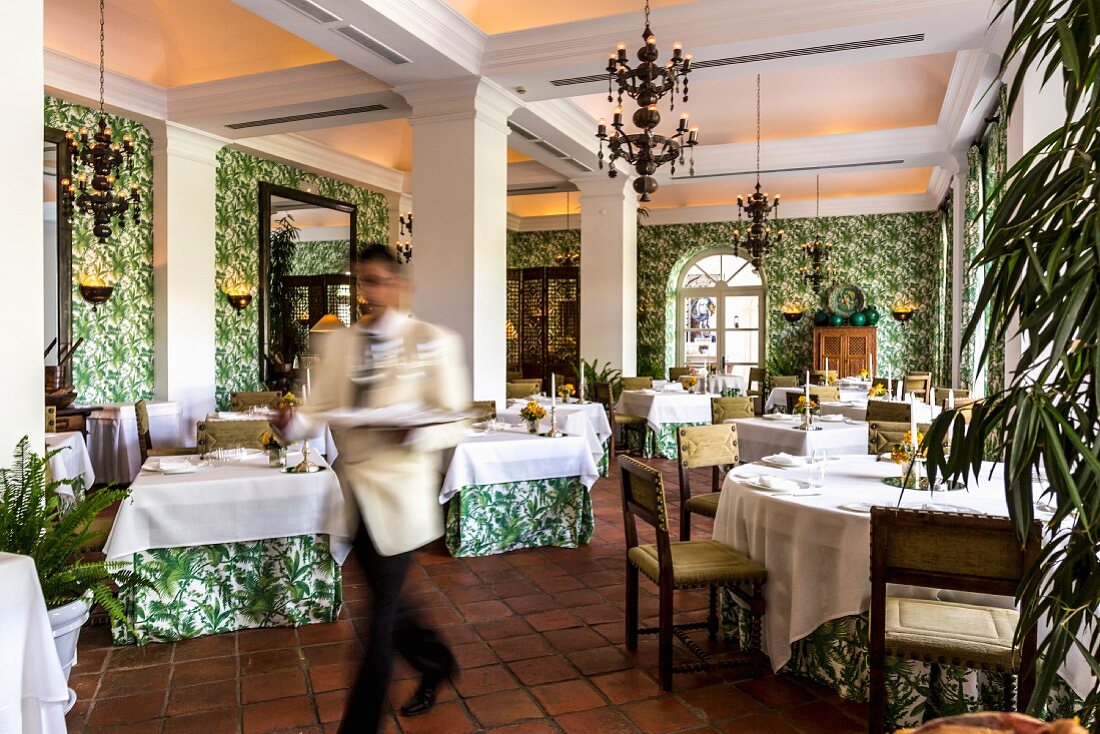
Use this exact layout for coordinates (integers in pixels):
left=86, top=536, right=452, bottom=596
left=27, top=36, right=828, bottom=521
left=644, top=0, right=650, bottom=27
left=755, top=74, right=761, bottom=186
left=99, top=0, right=105, bottom=114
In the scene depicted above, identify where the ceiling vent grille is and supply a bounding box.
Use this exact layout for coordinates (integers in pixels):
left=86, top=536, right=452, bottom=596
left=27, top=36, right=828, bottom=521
left=508, top=185, right=568, bottom=194
left=670, top=159, right=905, bottom=180
left=225, top=104, right=388, bottom=130
left=276, top=0, right=341, bottom=24
left=508, top=123, right=595, bottom=173
left=549, top=34, right=925, bottom=87
left=534, top=140, right=567, bottom=158
left=507, top=122, right=539, bottom=140
left=332, top=25, right=411, bottom=65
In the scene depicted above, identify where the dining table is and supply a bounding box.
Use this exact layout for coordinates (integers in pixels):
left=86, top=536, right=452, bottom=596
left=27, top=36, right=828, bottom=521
left=764, top=385, right=872, bottom=412
left=86, top=401, right=183, bottom=485
left=441, top=427, right=600, bottom=557
left=103, top=450, right=353, bottom=644
left=44, top=430, right=95, bottom=500
left=711, top=455, right=1088, bottom=729
left=731, top=415, right=869, bottom=463
left=614, top=389, right=714, bottom=458
left=204, top=410, right=339, bottom=459
left=0, top=553, right=70, bottom=733
left=500, top=398, right=612, bottom=474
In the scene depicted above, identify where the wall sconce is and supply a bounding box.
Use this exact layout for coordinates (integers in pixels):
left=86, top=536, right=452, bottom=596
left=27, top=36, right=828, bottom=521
left=779, top=302, right=806, bottom=323
left=891, top=297, right=918, bottom=323
left=225, top=291, right=253, bottom=312
left=78, top=274, right=114, bottom=312
left=396, top=211, right=413, bottom=263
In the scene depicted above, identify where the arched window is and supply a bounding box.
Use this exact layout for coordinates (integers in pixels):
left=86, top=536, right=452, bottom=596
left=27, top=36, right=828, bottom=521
left=676, top=249, right=765, bottom=382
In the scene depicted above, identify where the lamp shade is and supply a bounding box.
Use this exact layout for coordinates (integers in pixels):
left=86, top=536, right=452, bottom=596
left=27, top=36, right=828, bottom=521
left=310, top=314, right=345, bottom=333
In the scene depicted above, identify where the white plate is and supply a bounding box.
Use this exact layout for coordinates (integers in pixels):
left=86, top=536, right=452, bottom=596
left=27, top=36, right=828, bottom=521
left=838, top=502, right=881, bottom=514
left=740, top=476, right=812, bottom=493
left=762, top=413, right=800, bottom=421
left=817, top=414, right=845, bottom=422
left=759, top=455, right=806, bottom=468
left=844, top=418, right=866, bottom=425
left=143, top=459, right=204, bottom=474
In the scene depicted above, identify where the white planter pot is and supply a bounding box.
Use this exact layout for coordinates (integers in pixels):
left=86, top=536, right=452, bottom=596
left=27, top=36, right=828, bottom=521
left=48, top=594, right=91, bottom=712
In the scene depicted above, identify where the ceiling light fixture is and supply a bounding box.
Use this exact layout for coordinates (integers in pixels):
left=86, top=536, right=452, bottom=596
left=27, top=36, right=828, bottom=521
left=61, top=0, right=141, bottom=246
left=595, top=0, right=698, bottom=201
left=801, top=175, right=834, bottom=295
left=732, top=74, right=781, bottom=271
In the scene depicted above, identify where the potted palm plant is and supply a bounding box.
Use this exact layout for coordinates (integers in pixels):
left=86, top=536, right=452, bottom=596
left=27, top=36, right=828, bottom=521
left=924, top=0, right=1099, bottom=726
left=0, top=437, right=139, bottom=710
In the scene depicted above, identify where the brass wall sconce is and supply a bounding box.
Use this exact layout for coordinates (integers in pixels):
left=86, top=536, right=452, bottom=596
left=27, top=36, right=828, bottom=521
left=225, top=292, right=253, bottom=312
left=891, top=297, right=918, bottom=323
left=78, top=275, right=114, bottom=311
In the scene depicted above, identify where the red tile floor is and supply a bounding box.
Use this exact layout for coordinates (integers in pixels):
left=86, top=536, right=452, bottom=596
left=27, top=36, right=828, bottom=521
left=65, top=458, right=868, bottom=733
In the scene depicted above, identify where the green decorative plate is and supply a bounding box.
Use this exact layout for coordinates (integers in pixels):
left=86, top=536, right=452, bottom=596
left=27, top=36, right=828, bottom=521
left=829, top=285, right=866, bottom=317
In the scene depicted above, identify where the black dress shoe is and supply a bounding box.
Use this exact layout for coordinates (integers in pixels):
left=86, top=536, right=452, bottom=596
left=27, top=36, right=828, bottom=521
left=399, top=685, right=436, bottom=717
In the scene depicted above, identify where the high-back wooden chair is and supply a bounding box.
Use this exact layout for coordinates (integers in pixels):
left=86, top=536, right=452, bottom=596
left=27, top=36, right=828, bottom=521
left=809, top=385, right=840, bottom=402
left=867, top=420, right=931, bottom=454
left=229, top=390, right=283, bottom=412
left=710, top=396, right=754, bottom=424
left=668, top=366, right=693, bottom=381
left=595, top=381, right=645, bottom=457
left=505, top=379, right=542, bottom=399
left=947, top=397, right=981, bottom=424
left=45, top=406, right=57, bottom=433
left=904, top=372, right=932, bottom=400
left=196, top=419, right=270, bottom=455
left=811, top=370, right=838, bottom=386
left=619, top=456, right=767, bottom=690
left=868, top=508, right=1041, bottom=733
left=620, top=376, right=653, bottom=391
left=136, top=399, right=192, bottom=464
left=747, top=367, right=766, bottom=413
left=769, top=375, right=799, bottom=388
left=866, top=399, right=911, bottom=423
left=677, top=424, right=738, bottom=540
left=470, top=400, right=496, bottom=421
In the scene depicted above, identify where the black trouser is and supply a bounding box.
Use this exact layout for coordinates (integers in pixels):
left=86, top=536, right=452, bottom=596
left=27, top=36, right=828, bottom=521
left=338, top=528, right=454, bottom=733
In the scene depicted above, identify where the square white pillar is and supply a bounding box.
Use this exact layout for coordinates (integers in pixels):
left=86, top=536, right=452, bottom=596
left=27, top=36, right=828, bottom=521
left=402, top=79, right=518, bottom=403
left=151, top=123, right=225, bottom=438
left=574, top=175, right=638, bottom=376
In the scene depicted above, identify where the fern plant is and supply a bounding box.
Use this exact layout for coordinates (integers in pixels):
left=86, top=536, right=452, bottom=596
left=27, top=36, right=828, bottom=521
left=0, top=437, right=140, bottom=623
left=923, top=0, right=1099, bottom=725
left=582, top=358, right=623, bottom=401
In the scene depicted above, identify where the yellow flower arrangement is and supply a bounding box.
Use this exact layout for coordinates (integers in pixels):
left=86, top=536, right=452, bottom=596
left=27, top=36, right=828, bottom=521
left=868, top=383, right=887, bottom=397
left=891, top=430, right=926, bottom=464
left=519, top=401, right=547, bottom=423
left=859, top=368, right=869, bottom=379
left=684, top=376, right=698, bottom=389
left=795, top=396, right=819, bottom=414
left=277, top=392, right=299, bottom=410
left=260, top=431, right=283, bottom=450
left=557, top=383, right=575, bottom=399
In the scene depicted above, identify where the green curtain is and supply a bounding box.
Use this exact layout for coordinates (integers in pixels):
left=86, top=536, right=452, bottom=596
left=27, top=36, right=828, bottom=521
left=959, top=146, right=984, bottom=390
left=934, top=192, right=953, bottom=388
left=981, top=87, right=1009, bottom=398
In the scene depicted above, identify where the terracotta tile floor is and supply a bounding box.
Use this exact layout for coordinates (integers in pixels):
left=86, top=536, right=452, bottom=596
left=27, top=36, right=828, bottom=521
left=66, top=458, right=868, bottom=733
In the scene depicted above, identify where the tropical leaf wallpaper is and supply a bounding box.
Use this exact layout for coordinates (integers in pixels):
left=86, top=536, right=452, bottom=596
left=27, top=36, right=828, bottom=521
left=214, top=148, right=388, bottom=408
left=509, top=211, right=948, bottom=380
left=44, top=97, right=155, bottom=403
left=289, top=240, right=351, bottom=276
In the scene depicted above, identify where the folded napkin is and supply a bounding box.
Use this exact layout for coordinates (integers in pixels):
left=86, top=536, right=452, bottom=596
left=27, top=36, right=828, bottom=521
left=764, top=453, right=805, bottom=467
left=756, top=475, right=800, bottom=491
left=662, top=383, right=685, bottom=392
left=762, top=413, right=798, bottom=421
left=142, top=457, right=192, bottom=472
left=818, top=414, right=845, bottom=422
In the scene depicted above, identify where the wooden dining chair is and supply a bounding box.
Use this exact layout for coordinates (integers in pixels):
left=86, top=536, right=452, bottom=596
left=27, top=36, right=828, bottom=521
left=867, top=421, right=932, bottom=454
left=868, top=508, right=1041, bottom=734
left=710, top=396, right=754, bottom=424
left=229, top=390, right=283, bottom=412
left=904, top=372, right=932, bottom=400
left=196, top=419, right=270, bottom=455
left=595, top=381, right=645, bottom=457
left=951, top=398, right=981, bottom=424
left=619, top=456, right=767, bottom=690
left=470, top=400, right=496, bottom=421
left=935, top=387, right=971, bottom=401
left=506, top=371, right=523, bottom=382
left=769, top=375, right=799, bottom=388
left=506, top=379, right=542, bottom=399
left=785, top=391, right=806, bottom=413
left=135, top=399, right=193, bottom=465
left=747, top=367, right=766, bottom=413
left=677, top=423, right=739, bottom=540
left=668, top=366, right=693, bottom=381
left=45, top=406, right=56, bottom=433
left=620, top=376, right=653, bottom=391
left=866, top=399, right=911, bottom=423
left=811, top=370, right=838, bottom=386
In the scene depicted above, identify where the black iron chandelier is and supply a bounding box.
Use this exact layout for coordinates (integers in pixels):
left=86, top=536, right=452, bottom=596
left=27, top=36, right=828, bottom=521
left=61, top=0, right=140, bottom=244
left=732, top=75, right=781, bottom=271
left=396, top=212, right=412, bottom=263
left=801, top=176, right=834, bottom=294
left=595, top=0, right=698, bottom=202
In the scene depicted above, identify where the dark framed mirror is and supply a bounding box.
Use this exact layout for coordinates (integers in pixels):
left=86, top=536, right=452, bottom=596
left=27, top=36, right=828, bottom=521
left=44, top=126, right=74, bottom=389
left=258, top=182, right=357, bottom=388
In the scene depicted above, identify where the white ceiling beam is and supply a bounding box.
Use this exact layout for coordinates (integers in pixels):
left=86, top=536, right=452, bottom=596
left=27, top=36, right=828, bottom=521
left=231, top=132, right=407, bottom=195
left=45, top=48, right=167, bottom=123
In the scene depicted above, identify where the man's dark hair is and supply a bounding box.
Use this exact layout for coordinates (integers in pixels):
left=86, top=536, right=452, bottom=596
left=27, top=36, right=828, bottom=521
left=356, top=243, right=402, bottom=270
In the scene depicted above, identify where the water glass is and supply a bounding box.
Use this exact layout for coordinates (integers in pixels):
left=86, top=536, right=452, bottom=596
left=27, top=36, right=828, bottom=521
left=808, top=449, right=828, bottom=488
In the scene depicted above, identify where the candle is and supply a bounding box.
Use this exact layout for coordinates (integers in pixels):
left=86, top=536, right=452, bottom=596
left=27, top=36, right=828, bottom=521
left=805, top=371, right=811, bottom=401
left=825, top=358, right=829, bottom=382
left=910, top=410, right=918, bottom=454
left=929, top=387, right=935, bottom=407
left=306, top=367, right=312, bottom=397
left=897, top=379, right=903, bottom=401
left=551, top=373, right=556, bottom=408
left=868, top=353, right=874, bottom=379
left=887, top=377, right=892, bottom=397
left=948, top=390, right=955, bottom=410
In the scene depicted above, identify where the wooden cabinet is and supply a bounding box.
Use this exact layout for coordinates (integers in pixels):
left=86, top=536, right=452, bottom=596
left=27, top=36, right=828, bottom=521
left=813, top=327, right=877, bottom=377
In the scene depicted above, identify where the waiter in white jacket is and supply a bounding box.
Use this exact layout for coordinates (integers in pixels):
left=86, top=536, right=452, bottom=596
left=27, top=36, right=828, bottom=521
left=276, top=244, right=467, bottom=731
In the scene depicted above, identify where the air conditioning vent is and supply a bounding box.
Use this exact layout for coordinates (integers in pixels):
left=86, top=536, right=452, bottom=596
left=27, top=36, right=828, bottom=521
left=670, top=159, right=905, bottom=180
left=276, top=0, right=341, bottom=24
left=508, top=185, right=566, bottom=194
left=549, top=34, right=925, bottom=87
left=332, top=25, right=411, bottom=65
left=507, top=122, right=539, bottom=141
left=534, top=140, right=568, bottom=158
left=225, top=104, right=388, bottom=130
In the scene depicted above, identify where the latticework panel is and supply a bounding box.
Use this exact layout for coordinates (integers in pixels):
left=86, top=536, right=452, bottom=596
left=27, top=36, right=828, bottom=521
left=506, top=270, right=521, bottom=372
left=822, top=335, right=843, bottom=358
left=546, top=268, right=580, bottom=382
left=520, top=271, right=546, bottom=379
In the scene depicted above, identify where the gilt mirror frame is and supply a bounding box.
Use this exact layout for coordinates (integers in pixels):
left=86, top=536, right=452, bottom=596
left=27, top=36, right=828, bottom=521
left=257, top=182, right=357, bottom=386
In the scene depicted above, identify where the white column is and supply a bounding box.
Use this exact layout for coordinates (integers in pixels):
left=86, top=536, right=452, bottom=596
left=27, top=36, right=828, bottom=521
left=402, top=78, right=518, bottom=402
left=1, top=0, right=44, bottom=453
left=151, top=123, right=225, bottom=440
left=574, top=175, right=638, bottom=376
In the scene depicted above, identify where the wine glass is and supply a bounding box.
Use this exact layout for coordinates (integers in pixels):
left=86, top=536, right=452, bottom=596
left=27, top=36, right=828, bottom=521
left=809, top=449, right=828, bottom=488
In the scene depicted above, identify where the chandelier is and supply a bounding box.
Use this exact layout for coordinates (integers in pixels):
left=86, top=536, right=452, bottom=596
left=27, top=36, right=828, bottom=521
left=396, top=212, right=412, bottom=263
left=801, top=176, right=834, bottom=294
left=595, top=0, right=698, bottom=202
left=60, top=0, right=140, bottom=245
left=732, top=75, right=781, bottom=271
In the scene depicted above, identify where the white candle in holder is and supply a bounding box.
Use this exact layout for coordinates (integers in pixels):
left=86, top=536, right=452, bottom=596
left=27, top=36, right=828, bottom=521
left=551, top=373, right=556, bottom=408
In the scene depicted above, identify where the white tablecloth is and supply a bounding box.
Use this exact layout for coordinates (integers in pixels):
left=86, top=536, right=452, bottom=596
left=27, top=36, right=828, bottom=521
left=44, top=431, right=95, bottom=499
left=87, top=401, right=183, bottom=485
left=817, top=400, right=940, bottom=423
left=711, top=455, right=1091, bottom=699
left=440, top=430, right=599, bottom=503
left=703, top=375, right=747, bottom=394
left=615, top=390, right=714, bottom=432
left=732, top=417, right=869, bottom=463
left=765, top=386, right=871, bottom=412
left=204, top=412, right=338, bottom=460
left=499, top=402, right=611, bottom=462
left=103, top=452, right=353, bottom=564
left=0, top=553, right=69, bottom=734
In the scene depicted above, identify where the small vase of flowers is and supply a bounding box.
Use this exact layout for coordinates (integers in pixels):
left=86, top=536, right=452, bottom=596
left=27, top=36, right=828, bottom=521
left=891, top=430, right=926, bottom=487
left=519, top=401, right=546, bottom=433
left=868, top=383, right=887, bottom=398
left=557, top=383, right=575, bottom=402
left=261, top=431, right=286, bottom=467
left=795, top=396, right=820, bottom=415
left=277, top=392, right=299, bottom=411
left=683, top=376, right=698, bottom=393
left=859, top=368, right=869, bottom=380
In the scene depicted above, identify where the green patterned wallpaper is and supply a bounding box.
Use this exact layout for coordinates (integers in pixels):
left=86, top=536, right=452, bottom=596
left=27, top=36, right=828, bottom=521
left=44, top=97, right=154, bottom=404
left=214, top=148, right=388, bottom=408
left=506, top=229, right=580, bottom=268
left=289, top=240, right=351, bottom=276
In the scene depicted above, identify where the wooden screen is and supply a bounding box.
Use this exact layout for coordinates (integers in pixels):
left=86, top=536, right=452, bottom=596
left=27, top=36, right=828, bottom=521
left=507, top=266, right=580, bottom=389
left=813, top=326, right=877, bottom=377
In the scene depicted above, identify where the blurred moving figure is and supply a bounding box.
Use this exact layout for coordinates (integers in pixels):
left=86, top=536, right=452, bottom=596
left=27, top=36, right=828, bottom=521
left=279, top=244, right=468, bottom=732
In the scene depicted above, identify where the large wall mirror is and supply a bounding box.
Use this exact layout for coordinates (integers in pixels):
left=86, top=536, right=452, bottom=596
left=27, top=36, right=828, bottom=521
left=258, top=183, right=357, bottom=388
left=44, top=126, right=74, bottom=389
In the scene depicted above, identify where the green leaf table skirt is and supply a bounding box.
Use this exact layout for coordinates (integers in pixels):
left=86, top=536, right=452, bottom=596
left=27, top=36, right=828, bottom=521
left=445, top=476, right=594, bottom=557
left=113, top=534, right=342, bottom=645
left=722, top=597, right=1082, bottom=729
left=624, top=422, right=708, bottom=459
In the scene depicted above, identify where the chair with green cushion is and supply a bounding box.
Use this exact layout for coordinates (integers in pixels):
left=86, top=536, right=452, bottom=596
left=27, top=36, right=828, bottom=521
left=619, top=456, right=767, bottom=690
left=710, top=396, right=753, bottom=424
left=677, top=423, right=739, bottom=540
left=935, top=386, right=970, bottom=402
left=868, top=508, right=1041, bottom=734
left=505, top=379, right=542, bottom=399
left=136, top=399, right=193, bottom=465
left=904, top=372, right=932, bottom=400
left=229, top=390, right=283, bottom=412
left=866, top=399, right=911, bottom=423
left=470, top=400, right=496, bottom=421
left=620, top=376, right=653, bottom=391
left=595, top=381, right=645, bottom=457
left=769, top=375, right=799, bottom=388
left=668, top=366, right=693, bottom=381
left=196, top=419, right=270, bottom=455
left=809, top=385, right=840, bottom=402
left=867, top=420, right=931, bottom=455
